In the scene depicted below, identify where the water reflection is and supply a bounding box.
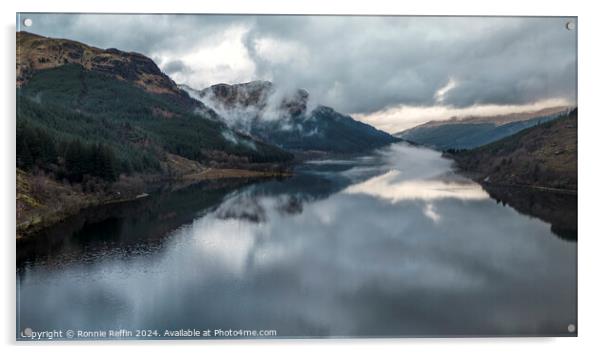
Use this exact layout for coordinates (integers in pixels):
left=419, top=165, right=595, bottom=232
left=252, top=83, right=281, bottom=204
left=17, top=179, right=257, bottom=267
left=484, top=185, right=578, bottom=241
left=17, top=143, right=577, bottom=338
left=344, top=170, right=490, bottom=202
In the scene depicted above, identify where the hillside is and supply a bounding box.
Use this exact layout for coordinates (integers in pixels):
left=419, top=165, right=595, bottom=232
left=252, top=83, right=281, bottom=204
left=396, top=107, right=571, bottom=150
left=184, top=81, right=399, bottom=153
left=17, top=31, right=180, bottom=96
left=17, top=32, right=293, bottom=172
left=449, top=109, right=577, bottom=191
left=16, top=31, right=294, bottom=235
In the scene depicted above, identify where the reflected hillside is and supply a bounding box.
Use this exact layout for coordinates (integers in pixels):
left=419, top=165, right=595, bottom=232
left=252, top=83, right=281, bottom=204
left=484, top=185, right=577, bottom=241
left=17, top=178, right=257, bottom=267
left=17, top=142, right=577, bottom=336
left=213, top=157, right=385, bottom=223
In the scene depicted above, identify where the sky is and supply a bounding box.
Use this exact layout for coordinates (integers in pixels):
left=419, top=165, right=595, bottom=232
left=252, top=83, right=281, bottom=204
left=19, top=14, right=577, bottom=132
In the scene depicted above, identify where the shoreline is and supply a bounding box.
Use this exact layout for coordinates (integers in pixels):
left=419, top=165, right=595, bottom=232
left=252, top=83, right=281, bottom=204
left=441, top=150, right=577, bottom=196
left=453, top=168, right=578, bottom=196
left=16, top=167, right=292, bottom=239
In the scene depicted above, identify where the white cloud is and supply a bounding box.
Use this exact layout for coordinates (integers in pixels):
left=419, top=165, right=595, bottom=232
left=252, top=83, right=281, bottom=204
left=434, top=78, right=457, bottom=104
left=23, top=14, right=577, bottom=129
left=343, top=170, right=490, bottom=203
left=158, top=25, right=257, bottom=89
left=253, top=37, right=310, bottom=66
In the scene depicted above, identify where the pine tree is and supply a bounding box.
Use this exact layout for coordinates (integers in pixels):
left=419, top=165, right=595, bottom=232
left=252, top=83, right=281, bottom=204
left=65, top=140, right=85, bottom=182
left=97, top=144, right=117, bottom=181
left=18, top=140, right=34, bottom=169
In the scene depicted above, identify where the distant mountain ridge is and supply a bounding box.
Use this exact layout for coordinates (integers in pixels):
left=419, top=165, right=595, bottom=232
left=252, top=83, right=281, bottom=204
left=408, top=106, right=571, bottom=129
left=396, top=106, right=572, bottom=150
left=183, top=81, right=399, bottom=153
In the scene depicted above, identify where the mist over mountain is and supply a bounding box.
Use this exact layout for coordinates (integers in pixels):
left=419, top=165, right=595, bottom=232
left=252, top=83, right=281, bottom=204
left=16, top=31, right=294, bottom=178
left=182, top=81, right=398, bottom=153
left=15, top=30, right=404, bottom=237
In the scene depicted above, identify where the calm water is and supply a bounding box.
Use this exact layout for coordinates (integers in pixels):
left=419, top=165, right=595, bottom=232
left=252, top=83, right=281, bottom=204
left=17, top=143, right=577, bottom=339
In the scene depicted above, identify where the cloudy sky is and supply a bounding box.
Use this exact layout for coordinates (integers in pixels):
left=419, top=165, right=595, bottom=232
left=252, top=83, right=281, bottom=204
left=20, top=14, right=577, bottom=132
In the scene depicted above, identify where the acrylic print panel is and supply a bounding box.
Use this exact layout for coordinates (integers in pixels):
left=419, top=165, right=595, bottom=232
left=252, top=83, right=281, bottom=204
left=16, top=14, right=577, bottom=340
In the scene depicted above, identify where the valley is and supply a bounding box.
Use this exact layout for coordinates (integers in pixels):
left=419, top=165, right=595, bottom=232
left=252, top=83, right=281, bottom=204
left=15, top=31, right=397, bottom=236
left=14, top=14, right=579, bottom=340
left=15, top=31, right=578, bottom=244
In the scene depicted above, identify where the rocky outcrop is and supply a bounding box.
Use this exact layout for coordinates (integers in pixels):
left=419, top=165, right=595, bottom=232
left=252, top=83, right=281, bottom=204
left=197, top=80, right=309, bottom=117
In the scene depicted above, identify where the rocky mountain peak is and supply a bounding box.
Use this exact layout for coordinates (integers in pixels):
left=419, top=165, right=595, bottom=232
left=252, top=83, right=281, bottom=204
left=197, top=80, right=309, bottom=116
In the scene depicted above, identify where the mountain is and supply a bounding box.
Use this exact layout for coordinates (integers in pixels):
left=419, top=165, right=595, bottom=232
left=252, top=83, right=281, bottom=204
left=182, top=81, right=399, bottom=153
left=396, top=107, right=572, bottom=150
left=16, top=31, right=293, bottom=178
left=17, top=31, right=181, bottom=96
left=448, top=108, right=577, bottom=191
left=16, top=31, right=298, bottom=236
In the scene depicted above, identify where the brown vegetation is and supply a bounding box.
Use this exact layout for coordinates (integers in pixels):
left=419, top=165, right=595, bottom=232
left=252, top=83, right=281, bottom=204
left=449, top=109, right=577, bottom=191
left=17, top=31, right=181, bottom=96
left=16, top=164, right=291, bottom=238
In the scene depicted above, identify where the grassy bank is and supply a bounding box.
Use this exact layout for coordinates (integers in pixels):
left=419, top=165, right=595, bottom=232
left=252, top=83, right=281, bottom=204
left=16, top=167, right=290, bottom=239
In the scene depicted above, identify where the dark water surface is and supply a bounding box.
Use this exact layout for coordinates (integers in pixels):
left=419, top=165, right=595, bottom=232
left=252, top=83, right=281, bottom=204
left=17, top=143, right=577, bottom=338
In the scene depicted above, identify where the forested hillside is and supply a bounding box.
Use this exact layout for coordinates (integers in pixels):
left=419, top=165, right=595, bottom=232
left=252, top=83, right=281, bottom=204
left=16, top=31, right=295, bottom=185
left=16, top=31, right=293, bottom=235
left=449, top=109, right=577, bottom=191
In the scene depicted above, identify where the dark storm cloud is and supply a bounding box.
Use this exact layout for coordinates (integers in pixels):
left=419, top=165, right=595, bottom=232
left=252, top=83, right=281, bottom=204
left=243, top=16, right=576, bottom=113
left=21, top=14, right=248, bottom=55
left=20, top=14, right=576, bottom=114
left=162, top=59, right=192, bottom=76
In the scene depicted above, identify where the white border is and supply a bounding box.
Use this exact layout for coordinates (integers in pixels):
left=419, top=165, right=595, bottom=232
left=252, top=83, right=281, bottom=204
left=2, top=1, right=601, bottom=353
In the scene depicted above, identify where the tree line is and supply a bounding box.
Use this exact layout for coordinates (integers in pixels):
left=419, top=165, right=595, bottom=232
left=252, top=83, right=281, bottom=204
left=17, top=123, right=118, bottom=183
